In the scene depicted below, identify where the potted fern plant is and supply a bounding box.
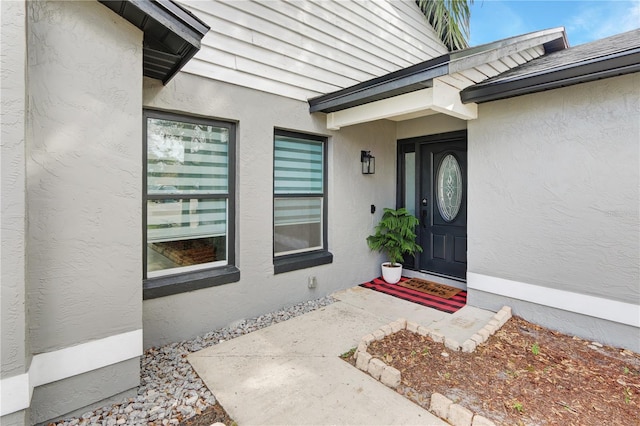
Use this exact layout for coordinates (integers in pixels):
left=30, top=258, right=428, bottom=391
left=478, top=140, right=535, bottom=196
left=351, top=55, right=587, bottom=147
left=366, top=207, right=423, bottom=283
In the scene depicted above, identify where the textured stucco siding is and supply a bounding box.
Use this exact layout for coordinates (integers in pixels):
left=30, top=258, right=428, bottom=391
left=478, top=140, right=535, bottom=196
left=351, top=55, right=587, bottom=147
left=467, top=73, right=640, bottom=305
left=396, top=114, right=467, bottom=140
left=29, top=358, right=139, bottom=424
left=1, top=0, right=28, bottom=383
left=0, top=411, right=27, bottom=426
left=26, top=0, right=143, bottom=353
left=178, top=0, right=447, bottom=101
left=143, top=74, right=400, bottom=347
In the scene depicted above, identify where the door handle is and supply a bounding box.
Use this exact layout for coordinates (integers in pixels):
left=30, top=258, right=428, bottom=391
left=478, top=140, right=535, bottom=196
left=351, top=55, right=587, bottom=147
left=421, top=198, right=428, bottom=227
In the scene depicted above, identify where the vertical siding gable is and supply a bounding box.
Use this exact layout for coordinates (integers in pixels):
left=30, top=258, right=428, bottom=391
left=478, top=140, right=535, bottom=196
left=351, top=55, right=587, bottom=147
left=178, top=0, right=446, bottom=101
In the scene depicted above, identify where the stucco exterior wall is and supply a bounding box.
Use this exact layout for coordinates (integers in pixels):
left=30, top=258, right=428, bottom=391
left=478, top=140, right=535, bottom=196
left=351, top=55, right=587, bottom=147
left=1, top=0, right=28, bottom=380
left=26, top=0, right=142, bottom=353
left=396, top=114, right=467, bottom=140
left=469, top=289, right=640, bottom=352
left=30, top=358, right=139, bottom=425
left=143, top=74, right=398, bottom=347
left=467, top=74, right=640, bottom=348
left=1, top=0, right=29, bottom=423
left=17, top=0, right=143, bottom=420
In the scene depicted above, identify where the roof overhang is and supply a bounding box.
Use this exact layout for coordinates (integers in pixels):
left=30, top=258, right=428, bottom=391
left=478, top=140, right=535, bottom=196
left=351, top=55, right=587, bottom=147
left=308, top=55, right=450, bottom=114
left=309, top=28, right=568, bottom=130
left=461, top=43, right=640, bottom=104
left=98, top=0, right=209, bottom=84
left=326, top=80, right=478, bottom=130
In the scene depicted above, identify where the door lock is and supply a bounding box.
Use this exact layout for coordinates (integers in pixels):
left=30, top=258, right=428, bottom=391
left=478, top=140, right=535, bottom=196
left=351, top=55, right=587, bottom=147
left=421, top=197, right=428, bottom=227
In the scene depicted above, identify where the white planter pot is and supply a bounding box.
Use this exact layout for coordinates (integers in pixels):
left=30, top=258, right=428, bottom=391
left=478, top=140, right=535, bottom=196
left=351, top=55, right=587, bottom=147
left=381, top=262, right=402, bottom=284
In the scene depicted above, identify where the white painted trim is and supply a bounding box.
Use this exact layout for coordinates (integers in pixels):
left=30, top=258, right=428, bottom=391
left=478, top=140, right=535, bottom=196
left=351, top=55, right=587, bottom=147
left=325, top=83, right=477, bottom=130
left=29, top=330, right=143, bottom=387
left=0, top=373, right=31, bottom=417
left=0, top=329, right=142, bottom=416
left=431, top=78, right=478, bottom=120
left=467, top=272, right=640, bottom=327
left=327, top=88, right=435, bottom=130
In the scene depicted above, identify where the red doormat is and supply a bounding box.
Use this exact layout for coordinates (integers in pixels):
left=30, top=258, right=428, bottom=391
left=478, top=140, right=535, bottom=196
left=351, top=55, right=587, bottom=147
left=359, top=277, right=467, bottom=314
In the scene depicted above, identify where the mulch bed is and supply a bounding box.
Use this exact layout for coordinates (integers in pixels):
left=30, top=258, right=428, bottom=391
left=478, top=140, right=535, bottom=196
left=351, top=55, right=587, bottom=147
left=345, top=316, right=640, bottom=425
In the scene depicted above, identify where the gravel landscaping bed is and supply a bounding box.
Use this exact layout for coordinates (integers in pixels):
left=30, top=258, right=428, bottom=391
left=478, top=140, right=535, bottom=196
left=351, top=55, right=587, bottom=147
left=49, top=296, right=335, bottom=426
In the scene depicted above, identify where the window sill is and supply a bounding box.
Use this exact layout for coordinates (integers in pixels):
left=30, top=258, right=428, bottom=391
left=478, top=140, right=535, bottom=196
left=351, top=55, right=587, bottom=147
left=274, top=250, right=333, bottom=274
left=143, top=265, right=240, bottom=299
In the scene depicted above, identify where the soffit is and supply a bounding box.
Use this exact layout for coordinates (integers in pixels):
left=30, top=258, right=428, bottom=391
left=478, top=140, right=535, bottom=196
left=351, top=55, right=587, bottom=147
left=98, top=0, right=210, bottom=84
left=461, top=28, right=640, bottom=104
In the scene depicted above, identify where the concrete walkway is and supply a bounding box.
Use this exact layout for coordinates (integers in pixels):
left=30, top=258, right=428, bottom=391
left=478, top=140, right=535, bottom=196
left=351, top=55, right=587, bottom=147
left=188, top=286, right=496, bottom=425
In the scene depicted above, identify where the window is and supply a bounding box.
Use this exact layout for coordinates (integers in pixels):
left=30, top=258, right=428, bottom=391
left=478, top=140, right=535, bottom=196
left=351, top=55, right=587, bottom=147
left=143, top=110, right=238, bottom=298
left=273, top=130, right=332, bottom=273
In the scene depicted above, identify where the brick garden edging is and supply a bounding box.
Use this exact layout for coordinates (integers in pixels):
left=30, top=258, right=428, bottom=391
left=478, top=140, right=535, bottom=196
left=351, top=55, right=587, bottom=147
left=353, top=306, right=513, bottom=426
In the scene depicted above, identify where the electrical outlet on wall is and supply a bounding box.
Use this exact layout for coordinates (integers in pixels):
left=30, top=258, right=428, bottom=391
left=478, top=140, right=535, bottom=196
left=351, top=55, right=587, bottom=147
left=308, top=276, right=317, bottom=289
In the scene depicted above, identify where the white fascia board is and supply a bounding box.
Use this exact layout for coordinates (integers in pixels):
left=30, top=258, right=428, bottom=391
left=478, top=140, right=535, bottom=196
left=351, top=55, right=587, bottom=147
left=468, top=272, right=640, bottom=327
left=326, top=88, right=435, bottom=130
left=326, top=85, right=477, bottom=130
left=0, top=329, right=143, bottom=416
left=431, top=78, right=477, bottom=120
left=0, top=373, right=31, bottom=417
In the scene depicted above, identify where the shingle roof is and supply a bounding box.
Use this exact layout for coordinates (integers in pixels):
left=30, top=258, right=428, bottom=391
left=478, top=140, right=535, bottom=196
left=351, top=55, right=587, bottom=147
left=461, top=29, right=640, bottom=103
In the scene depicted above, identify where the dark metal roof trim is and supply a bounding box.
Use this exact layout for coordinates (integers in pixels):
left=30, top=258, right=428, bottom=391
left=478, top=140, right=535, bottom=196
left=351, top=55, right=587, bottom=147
left=461, top=47, right=640, bottom=104
left=131, top=0, right=209, bottom=45
left=308, top=55, right=450, bottom=113
left=308, top=28, right=568, bottom=114
left=98, top=0, right=210, bottom=84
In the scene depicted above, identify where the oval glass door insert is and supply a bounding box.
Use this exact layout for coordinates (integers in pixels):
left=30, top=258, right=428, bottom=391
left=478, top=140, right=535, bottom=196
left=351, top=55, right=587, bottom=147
left=436, top=154, right=463, bottom=222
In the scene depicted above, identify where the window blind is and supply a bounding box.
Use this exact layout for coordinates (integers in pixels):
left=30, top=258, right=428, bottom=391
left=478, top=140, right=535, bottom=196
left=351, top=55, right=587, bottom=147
left=274, top=136, right=323, bottom=195
left=147, top=199, right=227, bottom=243
left=147, top=118, right=228, bottom=195
left=146, top=118, right=228, bottom=243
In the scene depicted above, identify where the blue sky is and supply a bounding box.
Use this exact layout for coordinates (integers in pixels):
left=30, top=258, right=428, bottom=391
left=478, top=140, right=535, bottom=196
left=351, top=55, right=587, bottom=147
left=469, top=1, right=640, bottom=47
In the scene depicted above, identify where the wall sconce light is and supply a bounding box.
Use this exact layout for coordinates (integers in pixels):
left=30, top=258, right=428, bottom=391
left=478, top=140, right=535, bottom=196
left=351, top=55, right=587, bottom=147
left=361, top=150, right=375, bottom=174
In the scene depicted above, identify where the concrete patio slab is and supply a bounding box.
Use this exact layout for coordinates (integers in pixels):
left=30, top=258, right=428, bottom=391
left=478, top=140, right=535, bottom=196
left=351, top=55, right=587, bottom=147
left=332, top=285, right=449, bottom=325
left=188, top=286, right=497, bottom=425
left=334, top=286, right=496, bottom=344
left=430, top=305, right=497, bottom=344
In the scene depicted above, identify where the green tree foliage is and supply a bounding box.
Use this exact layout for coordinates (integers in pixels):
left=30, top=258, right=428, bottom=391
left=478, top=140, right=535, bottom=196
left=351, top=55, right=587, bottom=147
left=416, top=0, right=473, bottom=51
